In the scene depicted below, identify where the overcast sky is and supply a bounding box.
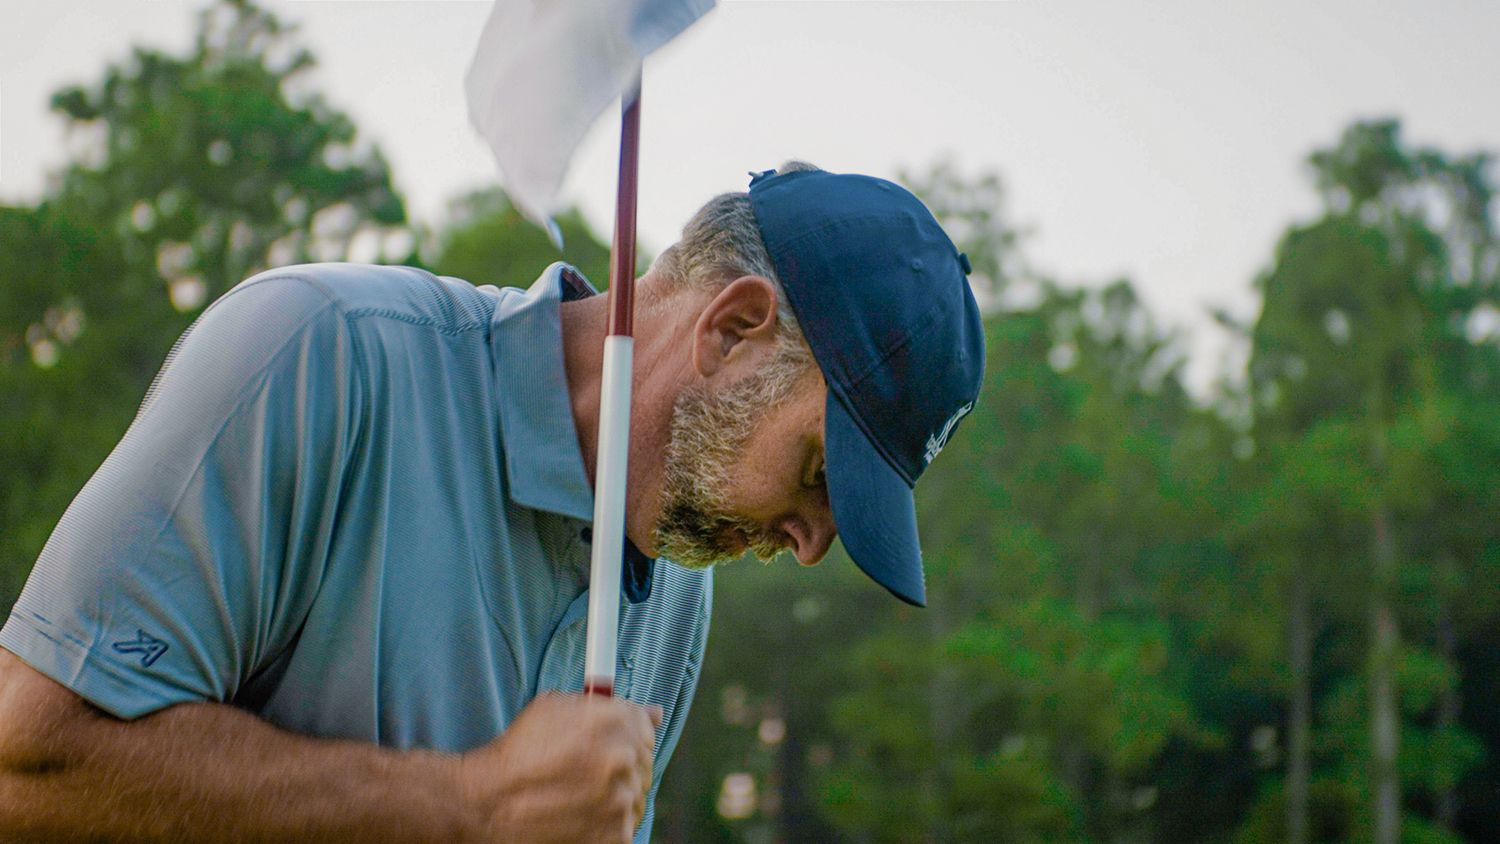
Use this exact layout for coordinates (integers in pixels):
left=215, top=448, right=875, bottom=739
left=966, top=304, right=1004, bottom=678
left=3, top=0, right=1497, bottom=392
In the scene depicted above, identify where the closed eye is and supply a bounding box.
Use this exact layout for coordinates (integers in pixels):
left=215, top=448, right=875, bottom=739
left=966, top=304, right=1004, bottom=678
left=803, top=455, right=826, bottom=490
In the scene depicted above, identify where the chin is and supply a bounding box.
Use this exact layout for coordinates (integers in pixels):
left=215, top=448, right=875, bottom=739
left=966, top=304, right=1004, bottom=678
left=626, top=524, right=658, bottom=559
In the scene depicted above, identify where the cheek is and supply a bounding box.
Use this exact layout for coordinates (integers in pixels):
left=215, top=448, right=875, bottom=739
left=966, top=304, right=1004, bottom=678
left=728, top=433, right=803, bottom=515
left=726, top=453, right=787, bottom=514
left=728, top=379, right=825, bottom=516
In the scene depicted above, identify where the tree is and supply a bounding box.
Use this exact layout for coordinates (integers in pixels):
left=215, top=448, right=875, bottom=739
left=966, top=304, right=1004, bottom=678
left=49, top=0, right=406, bottom=297
left=1, top=0, right=408, bottom=613
left=801, top=162, right=1217, bottom=842
left=1243, top=119, right=1498, bottom=843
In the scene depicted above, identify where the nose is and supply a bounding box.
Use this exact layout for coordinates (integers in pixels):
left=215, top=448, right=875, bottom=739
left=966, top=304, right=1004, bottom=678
left=784, top=506, right=837, bottom=566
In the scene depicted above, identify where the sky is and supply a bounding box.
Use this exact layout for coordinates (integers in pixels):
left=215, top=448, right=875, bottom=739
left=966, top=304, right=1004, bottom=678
left=2, top=0, right=1497, bottom=393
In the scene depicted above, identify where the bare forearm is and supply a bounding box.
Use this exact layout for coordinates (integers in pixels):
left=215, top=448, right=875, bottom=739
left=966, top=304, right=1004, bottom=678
left=0, top=657, right=477, bottom=843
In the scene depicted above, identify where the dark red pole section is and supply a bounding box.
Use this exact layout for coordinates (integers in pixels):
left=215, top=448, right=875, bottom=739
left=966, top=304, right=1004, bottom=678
left=605, top=77, right=642, bottom=340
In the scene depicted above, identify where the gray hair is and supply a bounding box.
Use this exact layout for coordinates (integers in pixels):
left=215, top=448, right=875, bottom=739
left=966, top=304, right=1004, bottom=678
left=652, top=161, right=821, bottom=367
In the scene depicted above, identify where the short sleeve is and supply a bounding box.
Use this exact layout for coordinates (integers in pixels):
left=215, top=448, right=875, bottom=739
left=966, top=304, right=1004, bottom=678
left=0, top=272, right=361, bottom=719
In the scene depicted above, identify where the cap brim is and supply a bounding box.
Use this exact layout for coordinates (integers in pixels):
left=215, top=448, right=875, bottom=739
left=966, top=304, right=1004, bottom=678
left=824, top=393, right=926, bottom=607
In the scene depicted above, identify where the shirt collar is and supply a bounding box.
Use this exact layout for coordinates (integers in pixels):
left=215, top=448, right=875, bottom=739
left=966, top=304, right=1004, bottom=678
left=488, top=263, right=655, bottom=603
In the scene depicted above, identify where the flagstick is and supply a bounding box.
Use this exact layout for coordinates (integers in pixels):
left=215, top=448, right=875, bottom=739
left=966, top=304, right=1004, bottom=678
left=584, top=72, right=643, bottom=698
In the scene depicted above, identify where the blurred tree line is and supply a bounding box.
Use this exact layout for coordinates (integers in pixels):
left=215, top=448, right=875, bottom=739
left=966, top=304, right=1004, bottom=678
left=2, top=2, right=1497, bottom=841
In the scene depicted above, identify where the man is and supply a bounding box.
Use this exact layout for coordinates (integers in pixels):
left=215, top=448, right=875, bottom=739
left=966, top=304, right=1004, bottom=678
left=0, top=163, right=983, bottom=842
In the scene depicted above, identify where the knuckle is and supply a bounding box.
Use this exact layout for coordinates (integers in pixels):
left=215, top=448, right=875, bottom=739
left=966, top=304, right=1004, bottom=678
left=614, top=783, right=638, bottom=815
left=594, top=746, right=631, bottom=786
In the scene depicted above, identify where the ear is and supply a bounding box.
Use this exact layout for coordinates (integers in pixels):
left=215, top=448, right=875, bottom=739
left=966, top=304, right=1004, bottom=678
left=690, top=275, right=780, bottom=379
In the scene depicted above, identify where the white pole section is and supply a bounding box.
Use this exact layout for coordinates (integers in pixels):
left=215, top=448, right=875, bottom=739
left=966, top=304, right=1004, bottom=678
left=584, top=334, right=634, bottom=694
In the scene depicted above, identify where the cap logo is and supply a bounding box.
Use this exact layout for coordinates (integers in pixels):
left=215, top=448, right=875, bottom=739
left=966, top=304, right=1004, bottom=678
left=923, top=401, right=974, bottom=466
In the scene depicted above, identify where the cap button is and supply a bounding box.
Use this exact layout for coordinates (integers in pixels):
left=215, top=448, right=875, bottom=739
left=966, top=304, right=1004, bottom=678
left=748, top=169, right=776, bottom=187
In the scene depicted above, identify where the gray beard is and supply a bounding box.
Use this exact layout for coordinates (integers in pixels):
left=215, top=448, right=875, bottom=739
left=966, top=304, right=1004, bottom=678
left=652, top=357, right=807, bottom=569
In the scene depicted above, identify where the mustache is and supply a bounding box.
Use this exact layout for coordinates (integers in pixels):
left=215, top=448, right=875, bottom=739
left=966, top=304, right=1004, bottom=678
left=655, top=500, right=789, bottom=568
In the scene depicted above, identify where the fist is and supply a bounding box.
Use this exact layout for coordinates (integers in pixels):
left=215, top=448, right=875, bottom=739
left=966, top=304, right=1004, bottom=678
left=459, top=693, right=662, bottom=843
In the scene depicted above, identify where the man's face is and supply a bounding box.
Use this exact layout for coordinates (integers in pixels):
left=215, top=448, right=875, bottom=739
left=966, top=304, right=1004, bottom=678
left=653, top=350, right=836, bottom=569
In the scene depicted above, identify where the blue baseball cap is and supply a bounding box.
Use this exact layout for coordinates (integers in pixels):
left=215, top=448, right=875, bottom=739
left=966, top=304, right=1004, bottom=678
left=749, top=166, right=986, bottom=606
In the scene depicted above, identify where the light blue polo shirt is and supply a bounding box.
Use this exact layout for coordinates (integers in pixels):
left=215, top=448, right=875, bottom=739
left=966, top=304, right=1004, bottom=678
left=1, top=262, right=712, bottom=841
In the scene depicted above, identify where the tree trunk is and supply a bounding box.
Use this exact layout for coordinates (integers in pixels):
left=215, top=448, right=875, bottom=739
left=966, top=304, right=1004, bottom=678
left=1363, top=371, right=1401, bottom=844
left=1286, top=573, right=1312, bottom=844
left=926, top=590, right=954, bottom=842
left=1072, top=545, right=1106, bottom=839
left=1369, top=502, right=1401, bottom=844
left=775, top=660, right=817, bottom=844
left=1436, top=557, right=1460, bottom=830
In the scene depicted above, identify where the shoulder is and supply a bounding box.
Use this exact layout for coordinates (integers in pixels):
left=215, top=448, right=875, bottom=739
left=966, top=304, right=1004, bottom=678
left=653, top=562, right=713, bottom=613
left=229, top=263, right=494, bottom=334
left=628, top=563, right=713, bottom=646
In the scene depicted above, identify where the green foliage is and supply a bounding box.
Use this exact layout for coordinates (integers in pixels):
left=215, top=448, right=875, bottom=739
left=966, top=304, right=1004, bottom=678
left=0, top=205, right=133, bottom=602
left=659, top=141, right=1500, bottom=842
left=1233, top=118, right=1500, bottom=844
left=49, top=0, right=406, bottom=295
left=0, top=0, right=405, bottom=613
left=423, top=189, right=615, bottom=290
left=5, top=5, right=1500, bottom=841
left=946, top=602, right=1189, bottom=767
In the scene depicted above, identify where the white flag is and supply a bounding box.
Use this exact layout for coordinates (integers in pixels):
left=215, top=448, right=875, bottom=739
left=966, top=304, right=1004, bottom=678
left=465, top=0, right=715, bottom=240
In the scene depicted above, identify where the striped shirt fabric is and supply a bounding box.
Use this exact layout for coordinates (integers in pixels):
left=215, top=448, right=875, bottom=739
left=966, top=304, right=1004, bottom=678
left=1, top=262, right=712, bottom=842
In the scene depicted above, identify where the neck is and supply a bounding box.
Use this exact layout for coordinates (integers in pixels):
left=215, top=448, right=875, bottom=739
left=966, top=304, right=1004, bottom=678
left=560, top=282, right=683, bottom=555
left=561, top=293, right=609, bottom=484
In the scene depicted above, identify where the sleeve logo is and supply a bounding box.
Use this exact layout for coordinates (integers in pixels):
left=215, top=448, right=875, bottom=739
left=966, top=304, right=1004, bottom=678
left=112, top=629, right=169, bottom=667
